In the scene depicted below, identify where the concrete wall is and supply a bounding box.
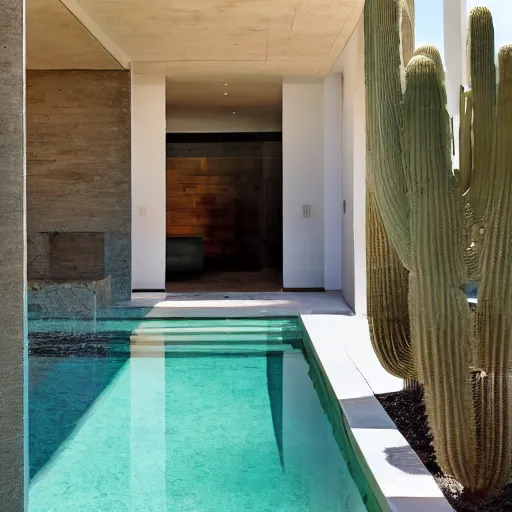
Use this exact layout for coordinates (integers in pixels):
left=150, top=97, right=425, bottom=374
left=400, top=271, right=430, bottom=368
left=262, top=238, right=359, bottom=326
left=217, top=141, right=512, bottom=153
left=0, top=1, right=27, bottom=509
left=444, top=0, right=467, bottom=171
left=26, top=70, right=131, bottom=301
left=167, top=107, right=281, bottom=133
left=131, top=73, right=166, bottom=291
left=282, top=82, right=325, bottom=289
left=334, top=20, right=367, bottom=313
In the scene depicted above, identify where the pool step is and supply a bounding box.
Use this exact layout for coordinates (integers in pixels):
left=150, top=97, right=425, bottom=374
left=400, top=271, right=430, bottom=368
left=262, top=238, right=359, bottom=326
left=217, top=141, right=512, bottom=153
left=127, top=343, right=303, bottom=355
left=29, top=317, right=301, bottom=335
left=129, top=332, right=302, bottom=344
left=132, top=325, right=300, bottom=335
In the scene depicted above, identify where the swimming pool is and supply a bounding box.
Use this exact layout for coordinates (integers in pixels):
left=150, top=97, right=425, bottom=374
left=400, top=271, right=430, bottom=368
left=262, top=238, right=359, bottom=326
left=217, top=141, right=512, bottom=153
left=28, top=318, right=378, bottom=512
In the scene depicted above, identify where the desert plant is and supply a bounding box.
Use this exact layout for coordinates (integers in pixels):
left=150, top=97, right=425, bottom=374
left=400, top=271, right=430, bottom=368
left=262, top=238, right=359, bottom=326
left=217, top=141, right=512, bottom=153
left=365, top=0, right=512, bottom=493
left=365, top=0, right=415, bottom=381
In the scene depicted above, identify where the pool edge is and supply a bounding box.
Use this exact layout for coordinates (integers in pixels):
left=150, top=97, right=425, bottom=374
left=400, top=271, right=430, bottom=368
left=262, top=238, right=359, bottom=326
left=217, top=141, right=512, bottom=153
left=299, top=314, right=454, bottom=512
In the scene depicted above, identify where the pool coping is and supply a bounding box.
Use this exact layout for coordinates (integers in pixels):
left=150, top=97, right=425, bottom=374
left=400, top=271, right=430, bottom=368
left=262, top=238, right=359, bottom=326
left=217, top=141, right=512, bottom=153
left=300, top=314, right=454, bottom=512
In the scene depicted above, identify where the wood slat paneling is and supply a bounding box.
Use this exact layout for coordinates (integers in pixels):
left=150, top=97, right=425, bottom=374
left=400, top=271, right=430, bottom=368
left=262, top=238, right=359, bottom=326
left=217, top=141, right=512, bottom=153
left=166, top=141, right=282, bottom=270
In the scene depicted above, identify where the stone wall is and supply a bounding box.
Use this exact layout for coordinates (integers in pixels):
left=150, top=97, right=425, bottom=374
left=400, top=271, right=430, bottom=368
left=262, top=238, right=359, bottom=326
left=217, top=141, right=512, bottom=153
left=28, top=278, right=112, bottom=319
left=26, top=70, right=131, bottom=301
left=0, top=1, right=26, bottom=507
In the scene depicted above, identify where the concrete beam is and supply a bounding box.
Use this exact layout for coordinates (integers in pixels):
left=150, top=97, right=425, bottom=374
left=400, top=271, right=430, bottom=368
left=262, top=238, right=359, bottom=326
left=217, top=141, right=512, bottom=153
left=59, top=0, right=131, bottom=68
left=0, top=0, right=27, bottom=510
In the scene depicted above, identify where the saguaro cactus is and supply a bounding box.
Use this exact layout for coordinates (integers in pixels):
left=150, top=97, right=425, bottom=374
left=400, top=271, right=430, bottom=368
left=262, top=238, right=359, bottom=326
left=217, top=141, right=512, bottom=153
left=365, top=0, right=512, bottom=493
left=472, top=44, right=512, bottom=492
left=467, top=7, right=496, bottom=223
left=403, top=55, right=478, bottom=486
left=365, top=0, right=415, bottom=381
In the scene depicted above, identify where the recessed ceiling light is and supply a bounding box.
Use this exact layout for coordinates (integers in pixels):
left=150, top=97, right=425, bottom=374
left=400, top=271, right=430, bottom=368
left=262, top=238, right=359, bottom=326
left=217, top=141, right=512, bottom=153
left=224, top=92, right=228, bottom=96
left=220, top=78, right=224, bottom=82
left=232, top=111, right=236, bottom=115
left=224, top=83, right=228, bottom=86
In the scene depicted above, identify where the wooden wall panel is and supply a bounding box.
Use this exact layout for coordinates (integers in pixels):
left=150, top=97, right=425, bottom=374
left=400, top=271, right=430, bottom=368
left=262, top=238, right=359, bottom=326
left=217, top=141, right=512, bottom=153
left=166, top=143, right=281, bottom=270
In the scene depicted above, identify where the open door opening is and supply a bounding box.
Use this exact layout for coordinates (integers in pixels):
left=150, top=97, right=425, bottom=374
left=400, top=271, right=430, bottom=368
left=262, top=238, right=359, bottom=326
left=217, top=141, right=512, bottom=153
left=165, top=132, right=283, bottom=292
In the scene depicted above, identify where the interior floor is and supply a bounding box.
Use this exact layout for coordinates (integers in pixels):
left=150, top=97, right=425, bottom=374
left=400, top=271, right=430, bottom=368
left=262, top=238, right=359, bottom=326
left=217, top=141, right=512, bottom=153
left=165, top=269, right=282, bottom=293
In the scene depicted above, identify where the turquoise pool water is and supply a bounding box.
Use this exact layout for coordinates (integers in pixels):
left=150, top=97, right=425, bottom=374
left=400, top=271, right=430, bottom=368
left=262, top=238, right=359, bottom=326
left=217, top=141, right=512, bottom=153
left=28, top=318, right=372, bottom=512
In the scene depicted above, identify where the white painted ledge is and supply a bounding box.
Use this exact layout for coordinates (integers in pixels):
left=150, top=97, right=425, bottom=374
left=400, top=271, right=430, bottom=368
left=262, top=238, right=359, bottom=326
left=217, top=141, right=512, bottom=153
left=300, top=314, right=453, bottom=512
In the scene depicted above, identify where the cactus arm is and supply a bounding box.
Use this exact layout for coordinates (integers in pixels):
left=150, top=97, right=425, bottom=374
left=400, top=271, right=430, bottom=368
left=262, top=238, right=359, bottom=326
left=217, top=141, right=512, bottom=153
left=365, top=2, right=415, bottom=380
left=415, top=45, right=445, bottom=82
left=473, top=45, right=512, bottom=492
left=404, top=55, right=478, bottom=488
left=364, top=0, right=411, bottom=269
left=366, top=186, right=416, bottom=380
left=467, top=7, right=496, bottom=222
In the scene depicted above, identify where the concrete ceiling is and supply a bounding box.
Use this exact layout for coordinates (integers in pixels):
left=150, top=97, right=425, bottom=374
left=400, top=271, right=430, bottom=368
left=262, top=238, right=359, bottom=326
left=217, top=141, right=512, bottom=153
left=27, top=0, right=121, bottom=70
left=167, top=76, right=282, bottom=109
left=26, top=0, right=363, bottom=107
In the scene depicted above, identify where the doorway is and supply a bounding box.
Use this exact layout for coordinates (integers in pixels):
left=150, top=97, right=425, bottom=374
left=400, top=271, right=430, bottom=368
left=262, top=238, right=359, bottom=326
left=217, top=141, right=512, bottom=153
left=165, top=132, right=283, bottom=292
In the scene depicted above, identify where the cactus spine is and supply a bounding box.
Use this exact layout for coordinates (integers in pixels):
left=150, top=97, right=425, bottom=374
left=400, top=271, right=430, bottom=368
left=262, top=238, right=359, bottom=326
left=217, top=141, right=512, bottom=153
left=365, top=1, right=512, bottom=493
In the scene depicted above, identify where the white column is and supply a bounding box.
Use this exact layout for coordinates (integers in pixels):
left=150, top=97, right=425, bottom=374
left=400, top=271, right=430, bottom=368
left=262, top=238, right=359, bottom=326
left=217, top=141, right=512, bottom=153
left=337, top=20, right=366, bottom=314
left=352, top=22, right=367, bottom=315
left=444, top=0, right=467, bottom=170
left=323, top=74, right=343, bottom=291
left=282, top=82, right=324, bottom=289
left=131, top=73, right=167, bottom=291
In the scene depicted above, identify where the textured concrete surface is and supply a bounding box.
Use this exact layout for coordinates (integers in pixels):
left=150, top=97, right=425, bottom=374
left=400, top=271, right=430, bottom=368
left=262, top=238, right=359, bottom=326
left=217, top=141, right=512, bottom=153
left=28, top=278, right=112, bottom=319
left=0, top=1, right=27, bottom=510
left=26, top=70, right=131, bottom=301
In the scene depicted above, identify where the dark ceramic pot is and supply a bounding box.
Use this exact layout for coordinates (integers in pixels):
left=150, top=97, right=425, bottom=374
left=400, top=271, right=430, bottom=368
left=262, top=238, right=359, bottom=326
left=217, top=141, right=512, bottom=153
left=166, top=236, right=204, bottom=279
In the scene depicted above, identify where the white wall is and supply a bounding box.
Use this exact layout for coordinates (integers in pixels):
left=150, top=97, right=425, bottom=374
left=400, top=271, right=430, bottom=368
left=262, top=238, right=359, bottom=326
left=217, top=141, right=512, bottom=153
left=323, top=75, right=343, bottom=291
left=444, top=0, right=467, bottom=171
left=166, top=107, right=281, bottom=133
left=131, top=73, right=167, bottom=291
left=282, top=82, right=325, bottom=289
left=333, top=20, right=367, bottom=314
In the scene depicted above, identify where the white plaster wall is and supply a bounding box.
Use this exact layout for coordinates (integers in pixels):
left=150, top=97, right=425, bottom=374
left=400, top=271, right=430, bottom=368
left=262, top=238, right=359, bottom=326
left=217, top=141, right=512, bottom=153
left=444, top=0, right=467, bottom=171
left=131, top=73, right=167, bottom=291
left=333, top=20, right=367, bottom=313
left=282, top=82, right=324, bottom=289
left=166, top=107, right=281, bottom=133
left=323, top=74, right=343, bottom=291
